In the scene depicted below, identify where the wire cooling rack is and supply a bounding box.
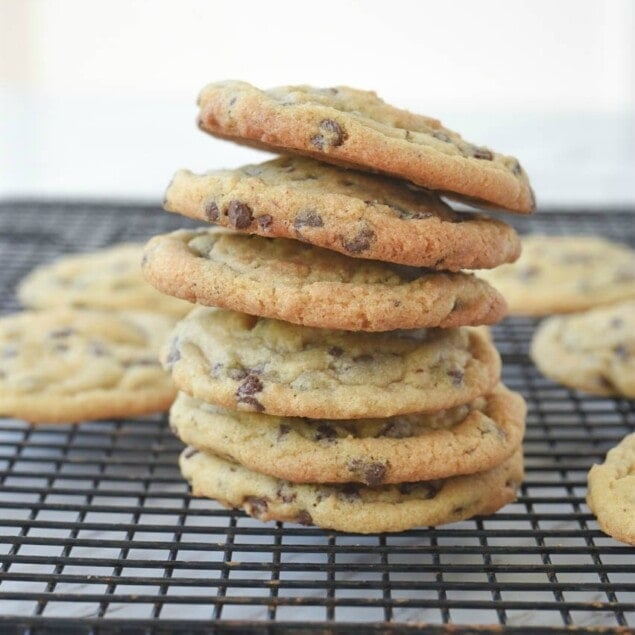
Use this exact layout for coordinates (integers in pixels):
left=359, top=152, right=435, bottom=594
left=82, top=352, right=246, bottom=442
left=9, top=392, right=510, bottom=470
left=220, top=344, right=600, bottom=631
left=0, top=200, right=633, bottom=635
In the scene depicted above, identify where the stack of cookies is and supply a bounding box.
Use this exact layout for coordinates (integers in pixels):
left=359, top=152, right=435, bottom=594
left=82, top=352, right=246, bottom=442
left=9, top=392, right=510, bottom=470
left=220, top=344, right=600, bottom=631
left=142, top=81, right=534, bottom=533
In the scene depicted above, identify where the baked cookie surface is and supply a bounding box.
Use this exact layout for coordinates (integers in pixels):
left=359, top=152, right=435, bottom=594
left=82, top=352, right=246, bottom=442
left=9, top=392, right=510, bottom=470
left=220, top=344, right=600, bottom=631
left=142, top=229, right=507, bottom=331
left=18, top=243, right=192, bottom=317
left=161, top=307, right=501, bottom=419
left=587, top=433, right=635, bottom=545
left=531, top=300, right=635, bottom=397
left=180, top=447, right=523, bottom=533
left=197, top=81, right=534, bottom=214
left=164, top=157, right=521, bottom=270
left=170, top=384, right=525, bottom=484
left=0, top=309, right=176, bottom=423
left=479, top=236, right=635, bottom=316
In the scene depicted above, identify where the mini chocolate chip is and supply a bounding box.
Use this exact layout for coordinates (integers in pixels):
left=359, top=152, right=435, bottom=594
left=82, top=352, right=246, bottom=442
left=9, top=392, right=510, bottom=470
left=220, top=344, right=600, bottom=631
left=294, top=209, right=324, bottom=230
left=237, top=374, right=263, bottom=397
left=228, top=96, right=237, bottom=106
left=447, top=369, right=464, bottom=386
left=246, top=496, right=269, bottom=518
left=229, top=367, right=248, bottom=381
left=237, top=396, right=265, bottom=412
left=165, top=337, right=180, bottom=369
left=276, top=486, right=297, bottom=504
left=399, top=482, right=440, bottom=499
left=338, top=483, right=361, bottom=502
left=347, top=460, right=387, bottom=486
left=278, top=423, right=291, bottom=439
left=49, top=328, right=75, bottom=338
left=205, top=201, right=220, bottom=222
left=211, top=363, right=224, bottom=377
left=329, top=346, right=344, bottom=357
left=342, top=227, right=375, bottom=253
left=315, top=422, right=337, bottom=442
left=257, top=214, right=273, bottom=231
left=2, top=345, right=18, bottom=359
left=296, top=510, right=313, bottom=526
left=614, top=344, right=629, bottom=360
left=519, top=265, right=539, bottom=281
left=432, top=131, right=451, bottom=143
left=471, top=147, right=493, bottom=160
left=227, top=200, right=253, bottom=229
left=183, top=447, right=199, bottom=459
left=310, top=119, right=345, bottom=150
left=377, top=419, right=413, bottom=439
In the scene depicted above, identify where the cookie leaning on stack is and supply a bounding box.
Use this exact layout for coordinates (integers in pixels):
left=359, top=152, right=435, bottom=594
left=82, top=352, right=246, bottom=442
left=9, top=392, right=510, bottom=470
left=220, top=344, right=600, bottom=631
left=143, top=80, right=532, bottom=532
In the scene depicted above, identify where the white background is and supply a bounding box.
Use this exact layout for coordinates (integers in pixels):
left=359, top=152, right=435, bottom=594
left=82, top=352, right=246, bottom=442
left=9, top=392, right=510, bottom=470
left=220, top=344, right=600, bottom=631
left=1, top=0, right=634, bottom=205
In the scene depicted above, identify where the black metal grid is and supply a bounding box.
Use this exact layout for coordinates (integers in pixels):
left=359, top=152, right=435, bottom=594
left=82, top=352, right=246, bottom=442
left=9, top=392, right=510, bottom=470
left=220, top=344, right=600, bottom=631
left=0, top=200, right=633, bottom=634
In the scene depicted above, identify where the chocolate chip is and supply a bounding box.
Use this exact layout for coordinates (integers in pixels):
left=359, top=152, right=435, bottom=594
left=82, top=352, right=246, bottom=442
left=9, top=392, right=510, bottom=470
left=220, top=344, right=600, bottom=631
left=614, top=344, right=629, bottom=360
left=237, top=396, right=265, bottom=412
left=49, top=328, right=75, bottom=338
left=277, top=423, right=291, bottom=440
left=399, top=482, right=440, bottom=499
left=257, top=214, right=273, bottom=231
left=228, top=96, right=237, bottom=106
left=329, top=346, right=344, bottom=357
left=237, top=374, right=263, bottom=397
left=245, top=496, right=269, bottom=518
left=165, top=337, right=180, bottom=369
left=294, top=209, right=324, bottom=230
left=276, top=486, right=297, bottom=504
left=310, top=119, right=346, bottom=150
left=377, top=419, right=413, bottom=439
left=205, top=201, right=220, bottom=222
left=183, top=447, right=199, bottom=459
left=447, top=369, right=464, bottom=386
left=211, top=363, right=224, bottom=377
left=227, top=200, right=253, bottom=229
left=338, top=483, right=361, bottom=502
left=228, top=367, right=248, bottom=381
left=471, top=147, right=493, bottom=160
left=342, top=227, right=375, bottom=253
left=314, top=422, right=337, bottom=443
left=347, top=460, right=387, bottom=486
left=432, top=131, right=451, bottom=143
left=296, top=510, right=313, bottom=526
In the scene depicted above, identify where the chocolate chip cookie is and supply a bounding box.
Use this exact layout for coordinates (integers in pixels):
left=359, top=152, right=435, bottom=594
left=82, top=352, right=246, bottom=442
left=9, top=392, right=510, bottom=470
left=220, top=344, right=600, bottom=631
left=164, top=157, right=521, bottom=270
left=479, top=236, right=635, bottom=315
left=0, top=309, right=176, bottom=423
left=170, top=384, right=525, bottom=485
left=18, top=243, right=192, bottom=317
left=531, top=300, right=635, bottom=397
left=180, top=446, right=523, bottom=533
left=142, top=229, right=507, bottom=332
left=587, top=433, right=635, bottom=545
left=161, top=307, right=501, bottom=419
left=197, top=81, right=535, bottom=214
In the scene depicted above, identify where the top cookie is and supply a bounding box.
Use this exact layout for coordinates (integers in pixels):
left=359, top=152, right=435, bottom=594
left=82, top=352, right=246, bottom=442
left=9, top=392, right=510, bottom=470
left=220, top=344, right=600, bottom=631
left=18, top=243, right=192, bottom=317
left=587, top=433, right=635, bottom=545
left=479, top=236, right=635, bottom=316
left=197, top=81, right=535, bottom=214
left=164, top=157, right=521, bottom=270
